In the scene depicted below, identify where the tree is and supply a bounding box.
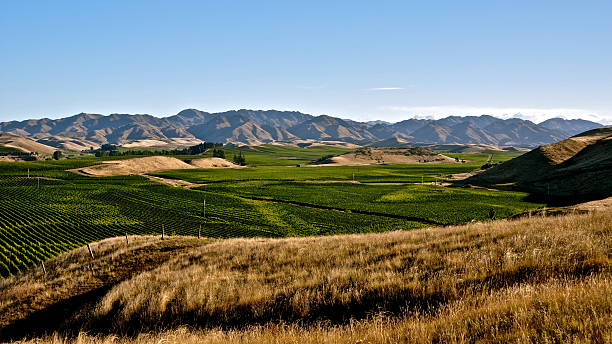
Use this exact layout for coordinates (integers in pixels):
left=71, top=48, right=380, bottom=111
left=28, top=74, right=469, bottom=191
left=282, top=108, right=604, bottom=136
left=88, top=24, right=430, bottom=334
left=52, top=151, right=63, bottom=160
left=189, top=143, right=206, bottom=155
left=100, top=144, right=118, bottom=151
left=233, top=151, right=246, bottom=166
left=212, top=149, right=225, bottom=159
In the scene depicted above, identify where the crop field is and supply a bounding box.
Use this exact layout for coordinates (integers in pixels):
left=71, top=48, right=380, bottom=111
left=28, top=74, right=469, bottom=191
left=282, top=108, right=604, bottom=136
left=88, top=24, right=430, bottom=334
left=0, top=159, right=420, bottom=276
left=196, top=144, right=353, bottom=166
left=152, top=163, right=485, bottom=183
left=199, top=181, right=542, bottom=224
left=0, top=148, right=541, bottom=277
left=151, top=149, right=523, bottom=183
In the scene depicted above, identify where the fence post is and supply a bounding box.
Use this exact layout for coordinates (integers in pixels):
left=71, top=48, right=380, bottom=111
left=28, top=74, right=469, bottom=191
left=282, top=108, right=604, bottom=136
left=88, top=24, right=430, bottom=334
left=125, top=232, right=129, bottom=245
left=87, top=244, right=94, bottom=259
left=162, top=224, right=165, bottom=240
left=198, top=224, right=201, bottom=239
left=41, top=261, right=46, bottom=275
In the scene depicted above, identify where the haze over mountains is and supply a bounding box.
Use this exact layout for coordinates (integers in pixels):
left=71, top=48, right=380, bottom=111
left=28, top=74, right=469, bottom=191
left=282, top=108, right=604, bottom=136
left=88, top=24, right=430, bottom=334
left=0, top=109, right=604, bottom=150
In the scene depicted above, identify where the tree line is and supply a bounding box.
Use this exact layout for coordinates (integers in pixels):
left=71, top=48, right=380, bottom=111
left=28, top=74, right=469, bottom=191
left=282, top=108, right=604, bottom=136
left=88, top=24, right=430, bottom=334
left=89, top=142, right=223, bottom=157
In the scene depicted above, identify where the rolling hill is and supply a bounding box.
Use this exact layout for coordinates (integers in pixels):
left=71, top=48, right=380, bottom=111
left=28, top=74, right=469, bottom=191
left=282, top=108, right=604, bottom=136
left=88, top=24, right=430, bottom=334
left=463, top=127, right=612, bottom=200
left=0, top=133, right=57, bottom=154
left=0, top=212, right=609, bottom=343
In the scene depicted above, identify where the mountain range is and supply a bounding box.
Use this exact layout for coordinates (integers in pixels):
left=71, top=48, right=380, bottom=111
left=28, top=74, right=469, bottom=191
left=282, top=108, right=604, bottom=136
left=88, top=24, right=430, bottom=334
left=0, top=109, right=604, bottom=150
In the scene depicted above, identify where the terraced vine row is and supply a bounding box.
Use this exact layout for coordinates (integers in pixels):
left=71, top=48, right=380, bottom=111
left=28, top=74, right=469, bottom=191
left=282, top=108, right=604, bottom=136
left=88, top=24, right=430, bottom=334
left=0, top=168, right=423, bottom=277
left=0, top=152, right=533, bottom=277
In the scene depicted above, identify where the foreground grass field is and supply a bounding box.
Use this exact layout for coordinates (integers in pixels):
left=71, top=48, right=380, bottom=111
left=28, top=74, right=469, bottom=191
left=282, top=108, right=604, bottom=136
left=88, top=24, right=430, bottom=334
left=0, top=149, right=541, bottom=277
left=0, top=212, right=609, bottom=343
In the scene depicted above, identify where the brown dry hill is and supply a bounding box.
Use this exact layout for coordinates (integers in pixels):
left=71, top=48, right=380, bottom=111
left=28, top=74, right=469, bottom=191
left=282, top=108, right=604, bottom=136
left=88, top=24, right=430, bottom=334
left=189, top=157, right=241, bottom=168
left=75, top=156, right=240, bottom=176
left=0, top=212, right=610, bottom=343
left=0, top=133, right=57, bottom=155
left=463, top=127, right=612, bottom=200
left=320, top=147, right=456, bottom=166
left=31, top=134, right=101, bottom=152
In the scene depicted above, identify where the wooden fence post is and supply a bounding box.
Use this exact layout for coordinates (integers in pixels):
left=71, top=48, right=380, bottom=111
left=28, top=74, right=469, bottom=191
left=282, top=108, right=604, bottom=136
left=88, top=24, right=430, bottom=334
left=41, top=261, right=46, bottom=275
left=198, top=224, right=201, bottom=239
left=162, top=224, right=165, bottom=240
left=125, top=232, right=129, bottom=245
left=87, top=244, right=94, bottom=259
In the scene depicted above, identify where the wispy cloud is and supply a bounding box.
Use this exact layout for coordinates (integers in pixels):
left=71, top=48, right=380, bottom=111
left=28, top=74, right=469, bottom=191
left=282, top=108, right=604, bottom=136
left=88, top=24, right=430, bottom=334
left=378, top=105, right=607, bottom=123
left=368, top=87, right=405, bottom=91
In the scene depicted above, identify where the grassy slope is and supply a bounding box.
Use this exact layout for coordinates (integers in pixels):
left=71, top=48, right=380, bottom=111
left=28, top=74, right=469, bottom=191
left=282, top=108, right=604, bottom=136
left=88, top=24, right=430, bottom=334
left=0, top=212, right=610, bottom=343
left=0, top=146, right=25, bottom=155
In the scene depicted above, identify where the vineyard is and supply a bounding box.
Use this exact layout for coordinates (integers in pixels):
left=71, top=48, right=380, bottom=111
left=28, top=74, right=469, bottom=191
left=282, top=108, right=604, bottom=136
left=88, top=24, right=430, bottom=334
left=0, top=149, right=539, bottom=277
left=0, top=160, right=422, bottom=277
left=199, top=181, right=543, bottom=224
left=152, top=163, right=485, bottom=183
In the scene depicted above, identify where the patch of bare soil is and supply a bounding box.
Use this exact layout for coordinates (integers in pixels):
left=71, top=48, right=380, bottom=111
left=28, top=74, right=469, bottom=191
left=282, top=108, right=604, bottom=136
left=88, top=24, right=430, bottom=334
left=143, top=175, right=204, bottom=189
left=316, top=147, right=456, bottom=166
left=71, top=156, right=241, bottom=177
left=77, top=156, right=193, bottom=176
left=189, top=157, right=242, bottom=169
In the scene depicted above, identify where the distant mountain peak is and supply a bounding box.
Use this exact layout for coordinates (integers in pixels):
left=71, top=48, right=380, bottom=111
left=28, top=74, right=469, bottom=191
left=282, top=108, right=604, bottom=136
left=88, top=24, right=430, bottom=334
left=0, top=109, right=603, bottom=148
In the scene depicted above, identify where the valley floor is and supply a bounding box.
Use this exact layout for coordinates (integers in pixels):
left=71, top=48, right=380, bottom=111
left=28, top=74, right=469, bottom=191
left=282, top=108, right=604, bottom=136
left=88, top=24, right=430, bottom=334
left=1, top=211, right=610, bottom=343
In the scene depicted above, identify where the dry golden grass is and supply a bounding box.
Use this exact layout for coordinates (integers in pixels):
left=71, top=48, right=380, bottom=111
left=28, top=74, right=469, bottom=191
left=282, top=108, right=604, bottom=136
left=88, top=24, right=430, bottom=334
left=1, top=212, right=610, bottom=343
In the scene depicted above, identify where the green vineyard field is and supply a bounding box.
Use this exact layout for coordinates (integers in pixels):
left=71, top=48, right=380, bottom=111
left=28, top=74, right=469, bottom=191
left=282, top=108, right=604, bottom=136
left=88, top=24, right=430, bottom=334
left=152, top=163, right=485, bottom=183
left=0, top=160, right=422, bottom=276
left=199, top=181, right=543, bottom=225
left=0, top=150, right=538, bottom=277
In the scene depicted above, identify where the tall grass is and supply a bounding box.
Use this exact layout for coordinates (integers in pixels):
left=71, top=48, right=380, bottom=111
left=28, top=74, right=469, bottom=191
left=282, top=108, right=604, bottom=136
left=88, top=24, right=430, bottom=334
left=1, top=212, right=610, bottom=343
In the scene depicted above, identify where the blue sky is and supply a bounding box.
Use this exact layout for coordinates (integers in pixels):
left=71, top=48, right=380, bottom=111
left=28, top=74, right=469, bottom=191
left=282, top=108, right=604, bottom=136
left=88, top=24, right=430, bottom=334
left=1, top=1, right=611, bottom=124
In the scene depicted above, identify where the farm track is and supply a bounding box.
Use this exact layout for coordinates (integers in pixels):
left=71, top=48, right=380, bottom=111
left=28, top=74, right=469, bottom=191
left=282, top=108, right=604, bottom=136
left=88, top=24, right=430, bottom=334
left=237, top=195, right=446, bottom=226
